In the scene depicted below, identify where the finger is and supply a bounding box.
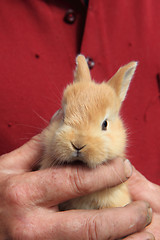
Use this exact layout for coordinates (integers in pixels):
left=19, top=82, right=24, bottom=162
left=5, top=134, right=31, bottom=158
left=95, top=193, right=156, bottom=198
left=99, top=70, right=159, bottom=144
left=10, top=158, right=132, bottom=206
left=50, top=201, right=152, bottom=240
left=123, top=231, right=155, bottom=240
left=10, top=201, right=151, bottom=240
left=144, top=212, right=160, bottom=240
left=0, top=134, right=42, bottom=171
left=128, top=167, right=160, bottom=212
left=13, top=201, right=150, bottom=240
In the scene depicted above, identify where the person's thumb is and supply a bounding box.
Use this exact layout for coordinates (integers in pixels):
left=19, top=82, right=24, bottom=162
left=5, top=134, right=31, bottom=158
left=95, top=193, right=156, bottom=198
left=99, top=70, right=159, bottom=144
left=0, top=134, right=42, bottom=171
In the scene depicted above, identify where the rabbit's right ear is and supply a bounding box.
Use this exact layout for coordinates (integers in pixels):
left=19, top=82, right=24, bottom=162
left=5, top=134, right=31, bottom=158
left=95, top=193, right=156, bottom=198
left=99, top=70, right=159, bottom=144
left=74, top=55, right=91, bottom=82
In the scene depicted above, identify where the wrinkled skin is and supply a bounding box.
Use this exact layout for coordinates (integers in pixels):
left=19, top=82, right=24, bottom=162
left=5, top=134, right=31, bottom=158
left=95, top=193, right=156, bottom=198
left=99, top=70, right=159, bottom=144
left=127, top=167, right=160, bottom=240
left=0, top=134, right=155, bottom=240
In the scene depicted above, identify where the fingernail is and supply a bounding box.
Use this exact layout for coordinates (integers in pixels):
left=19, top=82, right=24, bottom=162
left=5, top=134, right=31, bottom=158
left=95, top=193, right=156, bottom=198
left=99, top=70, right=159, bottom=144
left=146, top=207, right=152, bottom=227
left=124, top=159, right=133, bottom=178
left=146, top=233, right=155, bottom=240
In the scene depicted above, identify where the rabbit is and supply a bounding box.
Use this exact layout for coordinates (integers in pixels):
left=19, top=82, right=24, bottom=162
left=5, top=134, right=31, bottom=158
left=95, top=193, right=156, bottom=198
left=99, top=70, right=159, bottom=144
left=40, top=54, right=137, bottom=210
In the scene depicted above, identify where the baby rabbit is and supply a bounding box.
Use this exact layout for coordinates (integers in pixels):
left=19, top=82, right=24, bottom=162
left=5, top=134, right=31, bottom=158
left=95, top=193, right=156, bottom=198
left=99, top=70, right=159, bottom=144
left=40, top=55, right=137, bottom=210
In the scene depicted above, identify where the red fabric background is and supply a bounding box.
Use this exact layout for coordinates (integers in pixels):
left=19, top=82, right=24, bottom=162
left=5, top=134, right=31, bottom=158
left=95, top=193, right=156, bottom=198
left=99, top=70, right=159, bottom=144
left=0, top=0, right=159, bottom=184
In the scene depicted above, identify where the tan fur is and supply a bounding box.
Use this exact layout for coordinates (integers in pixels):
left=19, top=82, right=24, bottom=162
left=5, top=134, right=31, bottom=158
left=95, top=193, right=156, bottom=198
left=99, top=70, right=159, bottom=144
left=40, top=55, right=137, bottom=210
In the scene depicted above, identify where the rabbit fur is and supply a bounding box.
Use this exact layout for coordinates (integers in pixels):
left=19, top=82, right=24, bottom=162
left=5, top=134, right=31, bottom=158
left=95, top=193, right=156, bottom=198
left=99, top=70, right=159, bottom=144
left=40, top=55, right=137, bottom=210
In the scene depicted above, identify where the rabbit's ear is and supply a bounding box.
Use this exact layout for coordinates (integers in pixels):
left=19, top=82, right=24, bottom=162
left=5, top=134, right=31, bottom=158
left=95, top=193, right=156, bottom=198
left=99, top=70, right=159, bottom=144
left=108, top=62, right=138, bottom=102
left=74, top=55, right=91, bottom=82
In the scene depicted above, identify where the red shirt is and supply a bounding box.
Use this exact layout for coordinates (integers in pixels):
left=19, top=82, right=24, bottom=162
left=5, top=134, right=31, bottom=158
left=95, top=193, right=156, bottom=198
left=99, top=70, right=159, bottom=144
left=0, top=0, right=160, bottom=184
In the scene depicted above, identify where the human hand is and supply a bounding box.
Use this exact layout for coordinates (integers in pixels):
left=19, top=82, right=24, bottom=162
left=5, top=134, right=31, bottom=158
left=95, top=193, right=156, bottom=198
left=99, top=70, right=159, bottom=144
left=0, top=137, right=152, bottom=240
left=128, top=167, right=160, bottom=240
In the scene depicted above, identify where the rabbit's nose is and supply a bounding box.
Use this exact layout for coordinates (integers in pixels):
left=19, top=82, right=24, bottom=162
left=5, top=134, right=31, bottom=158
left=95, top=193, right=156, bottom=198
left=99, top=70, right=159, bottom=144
left=71, top=142, right=86, bottom=151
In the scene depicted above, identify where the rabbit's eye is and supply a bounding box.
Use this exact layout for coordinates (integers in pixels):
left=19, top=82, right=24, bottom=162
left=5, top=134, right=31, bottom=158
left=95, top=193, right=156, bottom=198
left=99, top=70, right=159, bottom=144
left=102, top=119, right=108, bottom=131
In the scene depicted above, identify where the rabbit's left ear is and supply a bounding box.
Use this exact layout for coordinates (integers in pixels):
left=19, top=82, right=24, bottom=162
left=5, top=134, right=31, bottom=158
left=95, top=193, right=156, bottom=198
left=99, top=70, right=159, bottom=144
left=108, top=61, right=138, bottom=102
left=74, top=55, right=91, bottom=82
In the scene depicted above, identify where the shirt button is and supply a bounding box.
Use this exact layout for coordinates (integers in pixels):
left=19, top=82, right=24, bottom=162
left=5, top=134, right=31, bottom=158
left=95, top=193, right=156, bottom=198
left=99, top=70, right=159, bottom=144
left=86, top=57, right=95, bottom=69
left=64, top=9, right=76, bottom=24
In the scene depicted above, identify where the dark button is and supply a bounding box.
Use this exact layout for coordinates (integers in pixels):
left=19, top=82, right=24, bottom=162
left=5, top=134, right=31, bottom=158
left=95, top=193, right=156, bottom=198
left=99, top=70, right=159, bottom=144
left=86, top=57, right=95, bottom=69
left=64, top=9, right=76, bottom=24
left=35, top=54, right=40, bottom=59
left=8, top=122, right=12, bottom=127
